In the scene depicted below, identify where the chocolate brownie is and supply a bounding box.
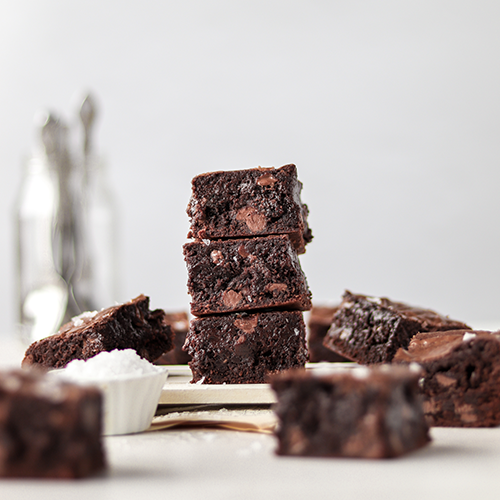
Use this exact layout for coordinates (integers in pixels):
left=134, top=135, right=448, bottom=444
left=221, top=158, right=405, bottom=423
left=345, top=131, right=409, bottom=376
left=23, top=295, right=174, bottom=369
left=186, top=164, right=312, bottom=254
left=307, top=306, right=349, bottom=363
left=185, top=310, right=308, bottom=384
left=183, top=235, right=312, bottom=316
left=394, top=330, right=500, bottom=427
left=323, top=291, right=470, bottom=364
left=270, top=366, right=430, bottom=458
left=154, top=312, right=191, bottom=365
left=0, top=369, right=106, bottom=478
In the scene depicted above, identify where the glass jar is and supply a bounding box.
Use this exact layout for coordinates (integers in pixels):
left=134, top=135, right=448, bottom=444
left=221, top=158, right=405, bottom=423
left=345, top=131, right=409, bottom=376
left=14, top=99, right=118, bottom=346
left=14, top=152, right=69, bottom=345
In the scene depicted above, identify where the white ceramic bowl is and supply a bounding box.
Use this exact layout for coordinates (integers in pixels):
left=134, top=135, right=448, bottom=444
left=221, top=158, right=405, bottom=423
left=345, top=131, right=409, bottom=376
left=93, top=368, right=168, bottom=435
left=51, top=362, right=168, bottom=435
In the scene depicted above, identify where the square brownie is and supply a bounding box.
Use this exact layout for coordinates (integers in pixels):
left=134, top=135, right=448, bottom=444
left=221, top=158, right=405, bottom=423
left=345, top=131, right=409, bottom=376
left=184, top=310, right=308, bottom=384
left=322, top=291, right=470, bottom=364
left=23, top=295, right=174, bottom=369
left=0, top=369, right=106, bottom=478
left=186, top=164, right=312, bottom=254
left=394, top=330, right=500, bottom=427
left=183, top=235, right=312, bottom=316
left=154, top=311, right=191, bottom=365
left=307, top=305, right=349, bottom=363
left=270, top=366, right=430, bottom=458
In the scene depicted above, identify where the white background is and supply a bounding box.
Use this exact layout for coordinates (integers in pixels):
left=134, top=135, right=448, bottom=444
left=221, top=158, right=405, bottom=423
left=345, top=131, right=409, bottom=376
left=1, top=1, right=500, bottom=335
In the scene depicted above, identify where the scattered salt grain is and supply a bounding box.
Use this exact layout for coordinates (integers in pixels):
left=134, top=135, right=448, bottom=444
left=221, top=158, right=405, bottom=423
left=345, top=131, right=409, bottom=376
left=351, top=366, right=370, bottom=379
left=462, top=332, right=477, bottom=343
left=339, top=327, right=353, bottom=340
left=201, top=432, right=216, bottom=442
left=409, top=362, right=422, bottom=374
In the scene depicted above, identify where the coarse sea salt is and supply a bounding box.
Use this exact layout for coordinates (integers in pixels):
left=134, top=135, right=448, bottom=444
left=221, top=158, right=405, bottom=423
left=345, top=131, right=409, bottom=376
left=62, top=349, right=164, bottom=381
left=462, top=332, right=477, bottom=343
left=71, top=310, right=98, bottom=327
left=409, top=362, right=422, bottom=374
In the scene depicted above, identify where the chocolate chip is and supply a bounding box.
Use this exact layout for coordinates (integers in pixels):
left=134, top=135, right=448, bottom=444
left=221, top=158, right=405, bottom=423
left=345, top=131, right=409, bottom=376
left=235, top=206, right=267, bottom=232
left=210, top=250, right=224, bottom=264
left=234, top=316, right=258, bottom=333
left=257, top=172, right=278, bottom=187
left=223, top=290, right=243, bottom=308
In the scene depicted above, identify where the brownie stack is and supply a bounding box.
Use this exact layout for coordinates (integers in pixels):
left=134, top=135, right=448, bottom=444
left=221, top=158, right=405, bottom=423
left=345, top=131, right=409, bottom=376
left=183, top=164, right=313, bottom=384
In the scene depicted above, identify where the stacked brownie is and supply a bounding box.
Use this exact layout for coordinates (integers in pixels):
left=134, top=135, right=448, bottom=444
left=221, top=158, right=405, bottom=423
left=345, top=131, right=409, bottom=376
left=183, top=164, right=313, bottom=384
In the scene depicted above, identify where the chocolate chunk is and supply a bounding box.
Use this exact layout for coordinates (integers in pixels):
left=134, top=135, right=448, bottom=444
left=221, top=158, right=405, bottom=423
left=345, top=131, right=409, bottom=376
left=236, top=206, right=267, bottom=232
left=238, top=244, right=250, bottom=258
left=234, top=316, right=258, bottom=333
left=265, top=283, right=288, bottom=293
left=256, top=172, right=278, bottom=187
left=223, top=290, right=244, bottom=308
left=210, top=250, right=224, bottom=264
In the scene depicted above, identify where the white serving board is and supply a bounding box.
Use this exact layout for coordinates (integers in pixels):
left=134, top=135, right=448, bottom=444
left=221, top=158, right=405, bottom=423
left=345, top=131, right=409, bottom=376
left=159, top=383, right=277, bottom=405
left=158, top=362, right=358, bottom=405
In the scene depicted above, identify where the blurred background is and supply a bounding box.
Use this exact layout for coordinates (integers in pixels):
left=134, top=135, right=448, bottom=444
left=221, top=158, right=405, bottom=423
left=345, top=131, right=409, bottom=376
left=1, top=0, right=500, bottom=337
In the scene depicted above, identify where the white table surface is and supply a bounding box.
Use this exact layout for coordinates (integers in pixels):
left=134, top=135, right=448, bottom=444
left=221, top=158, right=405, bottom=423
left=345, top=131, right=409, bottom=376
left=1, top=332, right=500, bottom=500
